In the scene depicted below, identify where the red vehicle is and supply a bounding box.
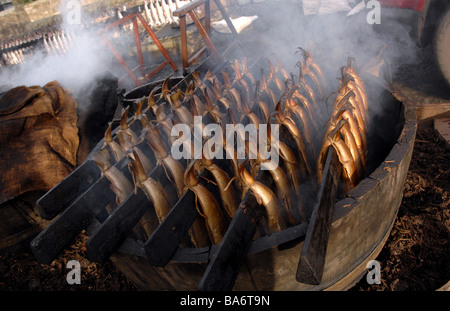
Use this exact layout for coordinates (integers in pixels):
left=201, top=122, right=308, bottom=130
left=378, top=0, right=427, bottom=11
left=380, top=0, right=450, bottom=85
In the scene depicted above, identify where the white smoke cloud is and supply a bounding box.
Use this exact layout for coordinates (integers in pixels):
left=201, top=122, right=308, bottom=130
left=234, top=0, right=420, bottom=116
left=0, top=0, right=119, bottom=101
left=0, top=32, right=108, bottom=94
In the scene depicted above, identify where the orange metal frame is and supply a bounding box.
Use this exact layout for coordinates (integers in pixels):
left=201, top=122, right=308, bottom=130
left=99, top=12, right=178, bottom=87
left=173, top=0, right=238, bottom=74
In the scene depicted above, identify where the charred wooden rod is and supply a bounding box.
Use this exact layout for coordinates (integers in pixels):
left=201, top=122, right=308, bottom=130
left=85, top=189, right=150, bottom=263
left=30, top=154, right=133, bottom=264
left=197, top=193, right=260, bottom=291
left=144, top=188, right=197, bottom=266
left=30, top=176, right=115, bottom=265
left=197, top=169, right=274, bottom=291
left=143, top=167, right=225, bottom=266
left=296, top=146, right=341, bottom=285
left=36, top=160, right=101, bottom=220
left=85, top=162, right=176, bottom=263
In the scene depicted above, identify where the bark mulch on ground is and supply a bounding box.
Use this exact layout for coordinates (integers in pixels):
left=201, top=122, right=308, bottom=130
left=352, top=127, right=450, bottom=291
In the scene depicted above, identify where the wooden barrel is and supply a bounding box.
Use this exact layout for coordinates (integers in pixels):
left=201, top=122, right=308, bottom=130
left=108, top=84, right=418, bottom=290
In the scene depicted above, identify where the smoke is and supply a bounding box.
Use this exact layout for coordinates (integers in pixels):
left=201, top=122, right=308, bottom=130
left=231, top=0, right=419, bottom=176
left=0, top=0, right=120, bottom=105
left=0, top=0, right=420, bottom=109
left=244, top=0, right=420, bottom=86
left=235, top=0, right=420, bottom=123
left=0, top=34, right=107, bottom=95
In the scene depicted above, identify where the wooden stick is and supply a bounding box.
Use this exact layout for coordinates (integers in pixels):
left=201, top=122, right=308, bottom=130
left=143, top=164, right=225, bottom=266
left=178, top=15, right=189, bottom=74
left=296, top=146, right=341, bottom=285
left=136, top=14, right=178, bottom=72
left=197, top=193, right=260, bottom=291
left=144, top=189, right=197, bottom=266
left=30, top=176, right=115, bottom=264
left=85, top=161, right=177, bottom=263
left=85, top=189, right=149, bottom=263
left=132, top=17, right=145, bottom=77
left=31, top=152, right=136, bottom=264
left=36, top=159, right=101, bottom=220
left=188, top=10, right=222, bottom=62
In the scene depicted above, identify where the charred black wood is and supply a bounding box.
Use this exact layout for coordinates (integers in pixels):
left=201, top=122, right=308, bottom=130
left=296, top=146, right=341, bottom=285
left=249, top=222, right=308, bottom=255
left=36, top=160, right=101, bottom=220
left=85, top=158, right=181, bottom=263
left=85, top=189, right=150, bottom=263
left=30, top=152, right=136, bottom=264
left=30, top=176, right=115, bottom=265
left=144, top=188, right=197, bottom=266
left=143, top=167, right=222, bottom=266
left=197, top=170, right=272, bottom=291
left=197, top=193, right=260, bottom=291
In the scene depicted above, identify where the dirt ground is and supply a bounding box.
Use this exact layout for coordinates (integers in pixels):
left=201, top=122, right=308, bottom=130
left=351, top=127, right=450, bottom=291
left=0, top=232, right=136, bottom=291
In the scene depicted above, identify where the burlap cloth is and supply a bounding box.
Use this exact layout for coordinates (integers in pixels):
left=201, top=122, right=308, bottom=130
left=0, top=81, right=79, bottom=204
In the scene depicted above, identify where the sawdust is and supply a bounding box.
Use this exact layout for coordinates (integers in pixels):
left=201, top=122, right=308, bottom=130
left=352, top=127, right=450, bottom=291
left=0, top=232, right=136, bottom=291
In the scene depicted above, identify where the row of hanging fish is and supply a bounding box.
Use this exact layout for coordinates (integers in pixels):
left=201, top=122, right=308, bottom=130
left=316, top=57, right=369, bottom=193
left=0, top=26, right=79, bottom=66
left=93, top=56, right=305, bottom=245
left=42, top=30, right=76, bottom=56
left=0, top=0, right=191, bottom=66
left=142, top=0, right=194, bottom=27
left=1, top=48, right=26, bottom=66
left=90, top=49, right=370, bottom=247
left=0, top=32, right=44, bottom=66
